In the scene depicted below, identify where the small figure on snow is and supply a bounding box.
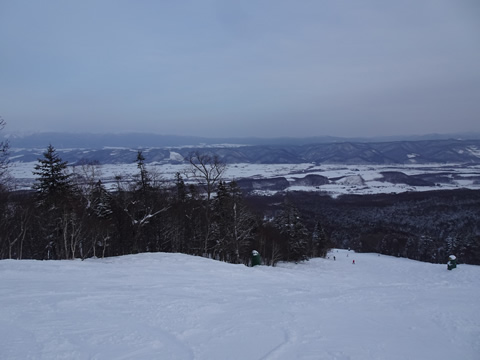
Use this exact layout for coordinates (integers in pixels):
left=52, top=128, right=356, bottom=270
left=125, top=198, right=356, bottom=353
left=333, top=256, right=336, bottom=261
left=352, top=259, right=355, bottom=264
left=251, top=250, right=261, bottom=267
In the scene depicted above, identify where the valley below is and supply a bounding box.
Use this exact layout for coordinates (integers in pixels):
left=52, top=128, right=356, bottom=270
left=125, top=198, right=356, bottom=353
left=10, top=160, right=480, bottom=197
left=7, top=136, right=480, bottom=196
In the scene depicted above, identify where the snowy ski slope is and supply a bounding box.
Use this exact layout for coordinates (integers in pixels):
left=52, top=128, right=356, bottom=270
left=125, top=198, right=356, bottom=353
left=0, top=250, right=479, bottom=359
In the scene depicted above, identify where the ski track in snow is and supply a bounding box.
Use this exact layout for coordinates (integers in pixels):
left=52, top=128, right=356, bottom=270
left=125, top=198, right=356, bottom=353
left=0, top=250, right=479, bottom=360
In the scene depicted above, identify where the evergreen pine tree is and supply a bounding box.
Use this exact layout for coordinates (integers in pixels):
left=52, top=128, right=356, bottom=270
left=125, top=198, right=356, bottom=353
left=275, top=198, right=309, bottom=262
left=91, top=180, right=113, bottom=219
left=135, top=150, right=150, bottom=195
left=87, top=180, right=113, bottom=258
left=311, top=220, right=329, bottom=258
left=33, top=144, right=72, bottom=206
left=32, top=144, right=77, bottom=259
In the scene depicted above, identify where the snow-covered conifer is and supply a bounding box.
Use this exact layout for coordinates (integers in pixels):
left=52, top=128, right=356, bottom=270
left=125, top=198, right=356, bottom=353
left=32, top=144, right=72, bottom=205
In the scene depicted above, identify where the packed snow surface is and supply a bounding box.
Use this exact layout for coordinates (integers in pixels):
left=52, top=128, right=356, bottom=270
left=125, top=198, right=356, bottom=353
left=1, top=250, right=479, bottom=360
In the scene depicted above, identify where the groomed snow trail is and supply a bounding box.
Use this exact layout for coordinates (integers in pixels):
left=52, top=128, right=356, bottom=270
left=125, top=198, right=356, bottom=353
left=1, top=250, right=479, bottom=360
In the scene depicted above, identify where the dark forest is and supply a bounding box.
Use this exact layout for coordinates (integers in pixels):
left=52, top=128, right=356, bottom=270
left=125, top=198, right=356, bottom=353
left=1, top=143, right=479, bottom=266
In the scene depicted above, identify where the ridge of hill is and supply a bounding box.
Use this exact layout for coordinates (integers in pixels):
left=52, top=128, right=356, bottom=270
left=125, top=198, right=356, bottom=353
left=8, top=137, right=480, bottom=165
left=6, top=131, right=480, bottom=149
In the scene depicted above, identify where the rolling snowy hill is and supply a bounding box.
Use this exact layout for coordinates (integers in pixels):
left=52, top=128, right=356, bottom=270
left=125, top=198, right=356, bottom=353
left=1, top=250, right=478, bottom=359
left=7, top=138, right=480, bottom=165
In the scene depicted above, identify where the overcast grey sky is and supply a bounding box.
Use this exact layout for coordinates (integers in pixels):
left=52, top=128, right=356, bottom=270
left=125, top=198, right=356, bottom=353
left=1, top=0, right=479, bottom=138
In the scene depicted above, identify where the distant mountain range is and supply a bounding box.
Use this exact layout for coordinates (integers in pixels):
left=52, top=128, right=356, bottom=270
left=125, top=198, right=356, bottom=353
left=5, top=132, right=480, bottom=165
left=5, top=131, right=480, bottom=148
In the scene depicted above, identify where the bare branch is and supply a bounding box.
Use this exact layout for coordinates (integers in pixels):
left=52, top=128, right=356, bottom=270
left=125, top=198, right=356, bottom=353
left=186, top=151, right=226, bottom=201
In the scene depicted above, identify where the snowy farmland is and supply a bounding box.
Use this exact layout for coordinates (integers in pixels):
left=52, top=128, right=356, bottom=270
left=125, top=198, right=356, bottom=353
left=1, top=249, right=479, bottom=360
left=9, top=161, right=480, bottom=196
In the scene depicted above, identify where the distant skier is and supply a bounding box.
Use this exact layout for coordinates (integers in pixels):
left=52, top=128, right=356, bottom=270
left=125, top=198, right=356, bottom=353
left=352, top=259, right=355, bottom=264
left=333, top=256, right=336, bottom=261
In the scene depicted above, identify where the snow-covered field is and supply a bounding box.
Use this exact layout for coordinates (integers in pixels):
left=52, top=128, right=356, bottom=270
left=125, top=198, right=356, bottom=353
left=9, top=161, right=480, bottom=196
left=1, top=250, right=479, bottom=360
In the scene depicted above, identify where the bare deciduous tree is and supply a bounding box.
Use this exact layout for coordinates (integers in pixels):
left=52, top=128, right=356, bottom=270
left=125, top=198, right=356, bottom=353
left=72, top=160, right=103, bottom=194
left=186, top=151, right=227, bottom=256
left=186, top=151, right=226, bottom=201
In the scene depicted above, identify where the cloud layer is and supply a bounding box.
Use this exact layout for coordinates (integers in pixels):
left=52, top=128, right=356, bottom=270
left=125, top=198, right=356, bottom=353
left=1, top=0, right=479, bottom=137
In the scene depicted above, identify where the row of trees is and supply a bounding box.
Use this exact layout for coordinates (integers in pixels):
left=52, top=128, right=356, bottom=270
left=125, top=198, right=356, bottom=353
left=0, top=143, right=330, bottom=265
